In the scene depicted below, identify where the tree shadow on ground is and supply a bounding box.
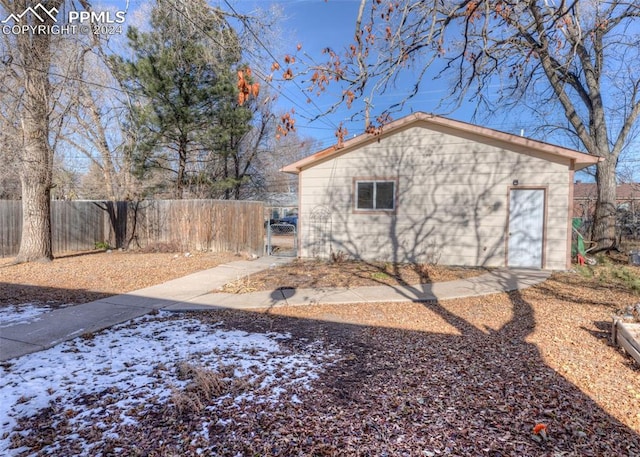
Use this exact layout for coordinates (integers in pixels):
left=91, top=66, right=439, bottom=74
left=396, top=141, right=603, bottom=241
left=0, top=283, right=112, bottom=308
left=193, top=288, right=640, bottom=456
left=0, top=279, right=639, bottom=455
left=262, top=122, right=640, bottom=453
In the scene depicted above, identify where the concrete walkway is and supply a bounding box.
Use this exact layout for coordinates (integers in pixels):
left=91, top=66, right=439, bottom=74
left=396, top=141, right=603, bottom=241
left=0, top=257, right=550, bottom=361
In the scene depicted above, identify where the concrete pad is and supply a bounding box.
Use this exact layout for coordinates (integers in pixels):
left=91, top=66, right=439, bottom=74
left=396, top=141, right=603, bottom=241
left=0, top=300, right=153, bottom=359
left=100, top=293, right=177, bottom=309
left=0, top=257, right=296, bottom=361
left=346, top=284, right=429, bottom=303
left=213, top=257, right=292, bottom=274
left=163, top=302, right=224, bottom=312
left=165, top=268, right=552, bottom=311
left=0, top=257, right=550, bottom=362
left=430, top=279, right=496, bottom=299
left=281, top=288, right=370, bottom=306
left=480, top=269, right=551, bottom=289
left=108, top=257, right=295, bottom=305
left=172, top=266, right=252, bottom=287
left=220, top=291, right=288, bottom=309
left=0, top=338, right=45, bottom=361
left=176, top=292, right=277, bottom=310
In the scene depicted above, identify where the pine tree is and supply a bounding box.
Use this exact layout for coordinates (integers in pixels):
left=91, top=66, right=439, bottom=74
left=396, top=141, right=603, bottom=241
left=112, top=0, right=250, bottom=198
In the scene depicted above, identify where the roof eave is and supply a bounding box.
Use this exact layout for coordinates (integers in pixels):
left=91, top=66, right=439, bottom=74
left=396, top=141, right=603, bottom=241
left=280, top=112, right=602, bottom=173
left=572, top=156, right=602, bottom=171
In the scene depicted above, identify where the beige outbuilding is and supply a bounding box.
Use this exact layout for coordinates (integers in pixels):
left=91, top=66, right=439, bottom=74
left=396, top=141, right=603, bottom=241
left=281, top=113, right=600, bottom=270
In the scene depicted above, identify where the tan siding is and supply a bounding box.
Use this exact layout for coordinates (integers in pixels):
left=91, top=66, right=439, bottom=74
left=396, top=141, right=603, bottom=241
left=298, top=124, right=572, bottom=269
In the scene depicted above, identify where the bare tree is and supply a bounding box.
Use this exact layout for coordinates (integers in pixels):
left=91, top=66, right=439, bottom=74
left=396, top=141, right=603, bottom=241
left=278, top=0, right=640, bottom=250
left=0, top=0, right=65, bottom=262
left=0, top=47, right=22, bottom=199
left=254, top=126, right=317, bottom=197
left=444, top=1, right=640, bottom=250
left=57, top=38, right=143, bottom=202
left=51, top=154, right=80, bottom=200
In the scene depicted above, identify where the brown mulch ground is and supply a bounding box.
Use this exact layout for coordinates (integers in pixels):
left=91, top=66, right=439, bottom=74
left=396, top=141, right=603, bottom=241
left=191, top=289, right=640, bottom=456
left=2, top=251, right=640, bottom=455
left=220, top=258, right=487, bottom=293
left=0, top=250, right=239, bottom=307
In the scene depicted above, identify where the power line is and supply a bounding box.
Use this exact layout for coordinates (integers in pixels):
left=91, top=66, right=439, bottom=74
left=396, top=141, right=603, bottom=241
left=5, top=58, right=134, bottom=97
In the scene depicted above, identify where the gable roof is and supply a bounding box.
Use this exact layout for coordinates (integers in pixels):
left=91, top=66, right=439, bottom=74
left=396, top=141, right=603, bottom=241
left=281, top=112, right=601, bottom=174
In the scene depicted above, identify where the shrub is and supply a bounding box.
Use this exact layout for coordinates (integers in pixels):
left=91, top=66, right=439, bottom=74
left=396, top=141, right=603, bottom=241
left=94, top=241, right=111, bottom=250
left=330, top=250, right=347, bottom=264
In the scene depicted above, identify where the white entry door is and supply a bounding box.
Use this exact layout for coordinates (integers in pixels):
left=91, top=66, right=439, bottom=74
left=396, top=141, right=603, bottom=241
left=508, top=189, right=545, bottom=269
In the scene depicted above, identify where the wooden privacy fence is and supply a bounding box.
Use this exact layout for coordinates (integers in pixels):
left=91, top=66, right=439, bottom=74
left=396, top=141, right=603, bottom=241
left=0, top=200, right=22, bottom=257
left=0, top=199, right=264, bottom=258
left=124, top=200, right=264, bottom=254
left=0, top=200, right=104, bottom=257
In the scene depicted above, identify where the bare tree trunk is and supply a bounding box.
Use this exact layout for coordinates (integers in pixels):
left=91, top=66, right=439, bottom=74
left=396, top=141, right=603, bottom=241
left=592, top=157, right=618, bottom=249
left=176, top=137, right=188, bottom=199
left=223, top=155, right=230, bottom=200
left=14, top=12, right=58, bottom=263
left=17, top=93, right=54, bottom=262
left=234, top=155, right=241, bottom=200
left=18, top=168, right=53, bottom=262
left=104, top=201, right=127, bottom=249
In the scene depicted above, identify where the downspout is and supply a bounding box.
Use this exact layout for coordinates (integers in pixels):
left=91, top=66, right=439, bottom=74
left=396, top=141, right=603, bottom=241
left=297, top=170, right=302, bottom=258
left=566, top=160, right=576, bottom=270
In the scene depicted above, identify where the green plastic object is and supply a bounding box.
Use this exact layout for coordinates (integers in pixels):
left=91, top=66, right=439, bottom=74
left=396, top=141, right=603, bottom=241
left=571, top=218, right=586, bottom=257
left=572, top=217, right=582, bottom=230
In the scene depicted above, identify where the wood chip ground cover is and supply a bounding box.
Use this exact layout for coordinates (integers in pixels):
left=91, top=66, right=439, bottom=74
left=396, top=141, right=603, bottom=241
left=219, top=259, right=487, bottom=293
left=1, top=252, right=640, bottom=455
left=1, top=312, right=339, bottom=456
left=0, top=251, right=238, bottom=308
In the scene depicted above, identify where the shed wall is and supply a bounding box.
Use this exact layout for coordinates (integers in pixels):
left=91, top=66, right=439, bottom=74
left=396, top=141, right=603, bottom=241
left=297, top=124, right=571, bottom=269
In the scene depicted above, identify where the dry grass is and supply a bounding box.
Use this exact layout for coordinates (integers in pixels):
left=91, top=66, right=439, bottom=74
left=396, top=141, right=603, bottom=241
left=170, top=362, right=230, bottom=417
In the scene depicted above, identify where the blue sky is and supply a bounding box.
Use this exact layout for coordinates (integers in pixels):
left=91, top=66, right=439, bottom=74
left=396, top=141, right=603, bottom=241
left=223, top=0, right=486, bottom=148
left=95, top=0, right=638, bottom=179
left=4, top=0, right=633, bottom=164
left=226, top=0, right=638, bottom=182
left=114, top=1, right=589, bottom=136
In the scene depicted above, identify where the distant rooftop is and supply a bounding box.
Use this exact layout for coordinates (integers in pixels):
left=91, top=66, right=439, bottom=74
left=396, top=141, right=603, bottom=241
left=573, top=182, right=640, bottom=200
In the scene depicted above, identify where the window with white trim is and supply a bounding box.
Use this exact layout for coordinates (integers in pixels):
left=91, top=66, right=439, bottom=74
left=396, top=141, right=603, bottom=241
left=355, top=180, right=396, bottom=211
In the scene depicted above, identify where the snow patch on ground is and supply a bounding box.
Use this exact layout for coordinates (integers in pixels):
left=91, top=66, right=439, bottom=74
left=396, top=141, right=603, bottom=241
left=0, top=312, right=338, bottom=455
left=0, top=304, right=68, bottom=328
